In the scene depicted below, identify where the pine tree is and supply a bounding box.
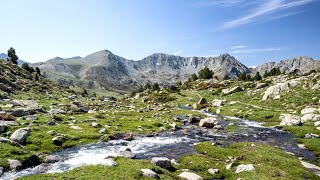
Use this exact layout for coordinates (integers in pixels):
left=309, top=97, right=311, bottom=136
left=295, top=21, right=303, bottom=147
left=7, top=47, right=19, bottom=64
left=35, top=67, right=41, bottom=74
left=198, top=67, right=214, bottom=79
left=22, top=63, right=30, bottom=72
left=190, top=73, right=198, bottom=81
left=152, top=82, right=160, bottom=91
left=253, top=72, right=262, bottom=81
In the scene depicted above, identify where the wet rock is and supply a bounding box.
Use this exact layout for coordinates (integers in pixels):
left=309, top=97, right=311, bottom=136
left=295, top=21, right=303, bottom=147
left=0, top=124, right=7, bottom=133
left=235, top=164, right=255, bottom=173
left=119, top=148, right=136, bottom=159
left=45, top=155, right=60, bottom=163
left=109, top=132, right=134, bottom=141
left=305, top=133, right=319, bottom=138
left=279, top=114, right=301, bottom=126
left=151, top=157, right=172, bottom=169
left=222, top=86, right=243, bottom=95
left=10, top=127, right=31, bottom=144
left=208, top=168, right=219, bottom=175
left=211, top=99, right=226, bottom=107
left=91, top=122, right=101, bottom=128
left=8, top=159, right=22, bottom=171
left=188, top=116, right=201, bottom=123
left=199, top=117, right=218, bottom=128
left=301, top=107, right=319, bottom=115
left=301, top=114, right=320, bottom=123
left=178, top=172, right=203, bottom=180
left=140, top=169, right=160, bottom=179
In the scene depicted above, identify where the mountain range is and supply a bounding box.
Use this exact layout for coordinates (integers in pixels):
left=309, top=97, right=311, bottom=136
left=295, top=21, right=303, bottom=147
left=2, top=50, right=320, bottom=91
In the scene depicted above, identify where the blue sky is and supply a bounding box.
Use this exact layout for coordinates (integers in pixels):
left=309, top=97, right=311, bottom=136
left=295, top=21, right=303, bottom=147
left=0, top=0, right=319, bottom=66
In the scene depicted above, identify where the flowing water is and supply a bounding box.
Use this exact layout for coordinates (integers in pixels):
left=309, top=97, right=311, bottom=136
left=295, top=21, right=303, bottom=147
left=1, top=108, right=317, bottom=179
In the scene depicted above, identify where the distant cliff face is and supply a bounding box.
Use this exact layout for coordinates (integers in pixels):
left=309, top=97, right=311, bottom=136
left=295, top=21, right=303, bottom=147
left=32, top=50, right=320, bottom=91
left=33, top=50, right=250, bottom=90
left=254, top=56, right=320, bottom=75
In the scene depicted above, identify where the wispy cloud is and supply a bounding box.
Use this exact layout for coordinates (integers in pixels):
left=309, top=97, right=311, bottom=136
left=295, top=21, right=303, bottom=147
left=193, top=0, right=246, bottom=8
left=230, top=47, right=281, bottom=54
left=231, top=45, right=248, bottom=49
left=221, top=0, right=315, bottom=29
left=173, top=50, right=183, bottom=55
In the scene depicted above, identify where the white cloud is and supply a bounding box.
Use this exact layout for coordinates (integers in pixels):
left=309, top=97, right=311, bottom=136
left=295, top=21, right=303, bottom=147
left=231, top=45, right=248, bottom=49
left=172, top=50, right=183, bottom=55
left=221, top=0, right=315, bottom=29
left=230, top=47, right=281, bottom=54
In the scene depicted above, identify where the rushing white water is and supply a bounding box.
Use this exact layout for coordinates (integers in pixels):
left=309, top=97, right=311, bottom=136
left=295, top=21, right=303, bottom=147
left=1, top=136, right=192, bottom=180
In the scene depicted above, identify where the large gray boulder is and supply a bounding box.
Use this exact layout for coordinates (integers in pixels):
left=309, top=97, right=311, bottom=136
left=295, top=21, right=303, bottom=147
left=8, top=159, right=23, bottom=171
left=10, top=127, right=31, bottom=144
left=45, top=155, right=61, bottom=163
left=140, top=169, right=160, bottom=179
left=211, top=99, right=226, bottom=107
left=151, top=157, right=171, bottom=169
left=199, top=117, right=218, bottom=128
left=301, top=114, right=320, bottom=123
left=235, top=164, right=255, bottom=173
left=178, top=172, right=203, bottom=180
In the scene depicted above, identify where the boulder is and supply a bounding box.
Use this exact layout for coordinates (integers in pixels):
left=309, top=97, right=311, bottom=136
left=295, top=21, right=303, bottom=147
left=235, top=164, right=255, bottom=173
left=208, top=168, right=219, bottom=175
left=178, top=172, right=203, bottom=180
left=0, top=137, right=24, bottom=148
left=45, top=155, right=61, bottom=163
left=11, top=100, right=38, bottom=108
left=140, top=169, right=160, bottom=179
left=301, top=107, right=319, bottom=115
left=91, top=122, right=101, bottom=128
left=211, top=99, right=226, bottom=107
left=0, top=120, right=18, bottom=126
left=48, top=119, right=57, bottom=126
left=88, top=110, right=96, bottom=114
left=119, top=148, right=136, bottom=159
left=256, top=83, right=269, bottom=89
left=10, top=127, right=31, bottom=144
left=273, top=95, right=281, bottom=100
left=151, top=157, right=172, bottom=169
left=301, top=114, right=320, bottom=123
left=8, top=159, right=23, bottom=171
left=197, top=97, right=207, bottom=105
left=222, top=86, right=243, bottom=95
left=305, top=133, right=319, bottom=138
left=7, top=107, right=46, bottom=117
left=0, top=124, right=7, bottom=133
left=279, top=114, right=301, bottom=126
left=188, top=116, right=201, bottom=123
left=314, top=121, right=320, bottom=126
left=52, top=135, right=66, bottom=146
left=199, top=117, right=218, bottom=128
left=109, top=132, right=134, bottom=141
left=262, top=82, right=290, bottom=100
left=70, top=126, right=82, bottom=130
left=25, top=115, right=38, bottom=120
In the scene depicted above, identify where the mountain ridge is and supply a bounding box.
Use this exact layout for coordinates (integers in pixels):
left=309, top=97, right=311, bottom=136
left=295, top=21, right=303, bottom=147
left=26, top=49, right=320, bottom=91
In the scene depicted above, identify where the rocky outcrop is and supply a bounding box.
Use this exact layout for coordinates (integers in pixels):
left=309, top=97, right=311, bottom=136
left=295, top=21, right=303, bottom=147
left=262, top=79, right=300, bottom=100
left=140, top=169, right=160, bottom=179
left=222, top=86, right=243, bottom=95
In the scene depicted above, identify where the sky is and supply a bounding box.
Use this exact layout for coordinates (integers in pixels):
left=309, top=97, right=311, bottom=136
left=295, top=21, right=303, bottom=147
left=0, top=0, right=319, bottom=66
